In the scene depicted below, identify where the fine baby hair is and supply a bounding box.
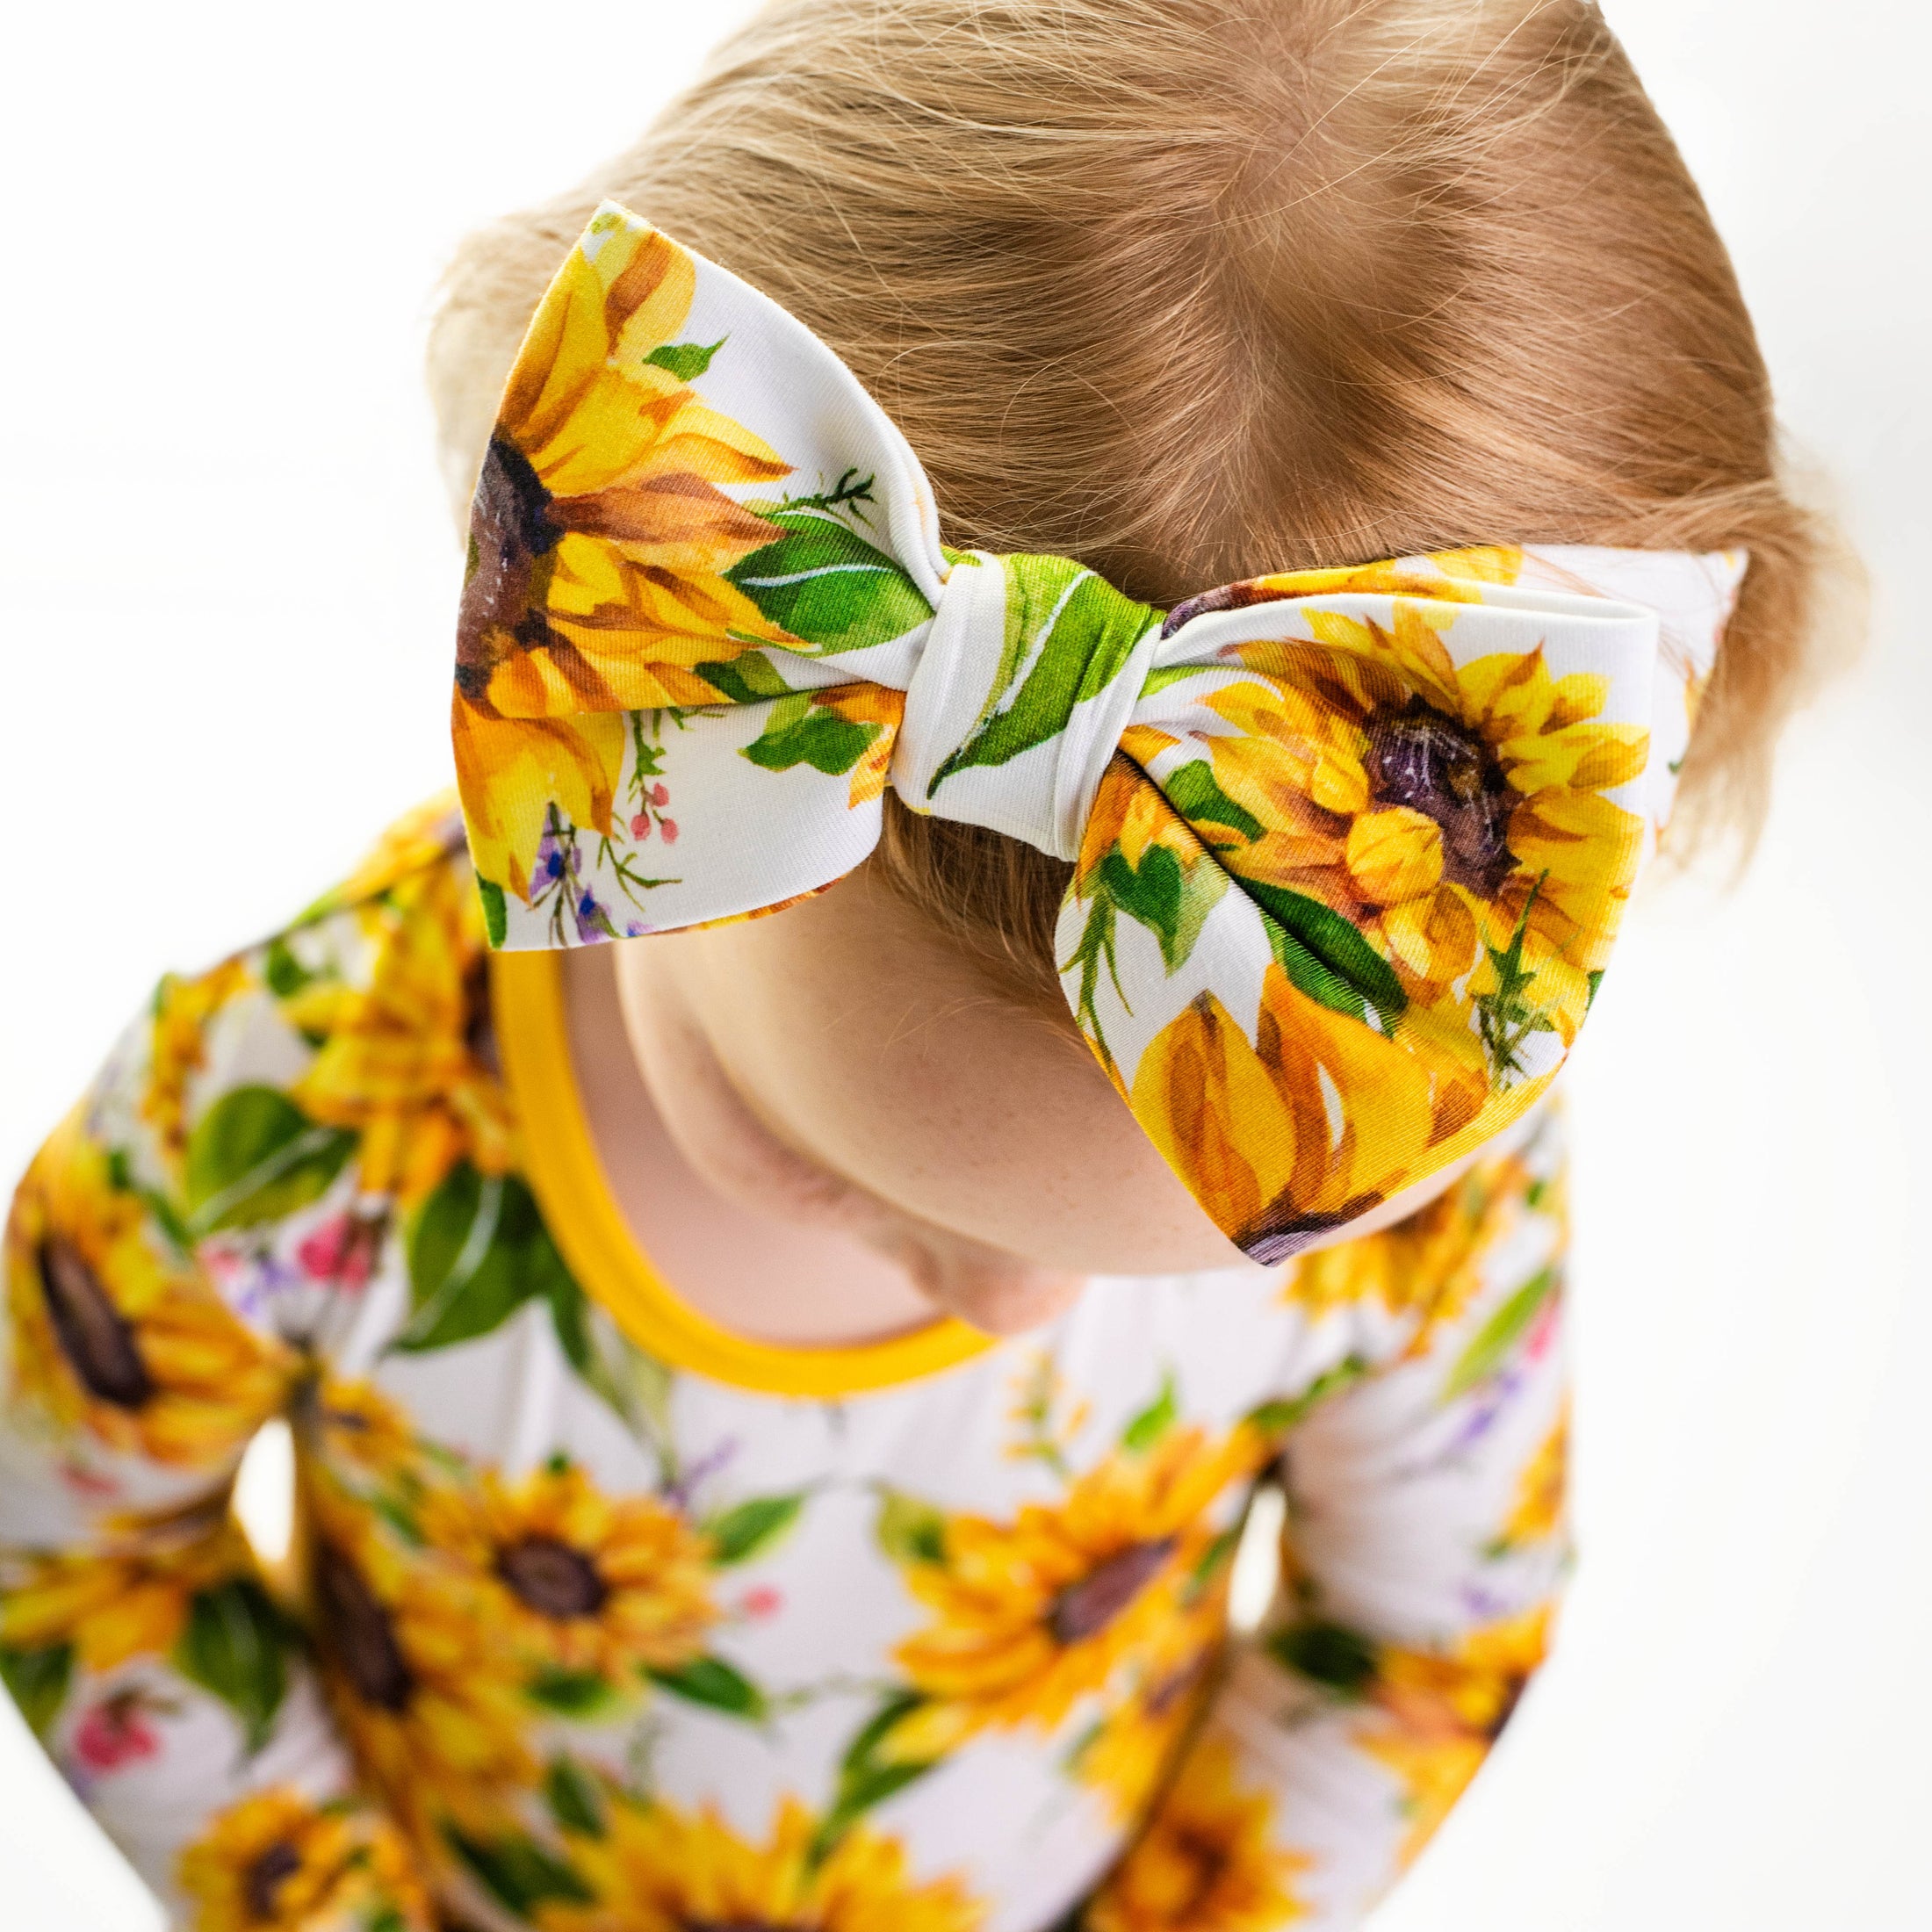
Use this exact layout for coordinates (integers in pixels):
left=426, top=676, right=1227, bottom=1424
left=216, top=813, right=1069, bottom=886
left=429, top=0, right=1831, bottom=1003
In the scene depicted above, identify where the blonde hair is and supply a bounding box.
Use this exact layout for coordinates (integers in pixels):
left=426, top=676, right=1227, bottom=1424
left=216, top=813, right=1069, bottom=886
left=429, top=0, right=1838, bottom=996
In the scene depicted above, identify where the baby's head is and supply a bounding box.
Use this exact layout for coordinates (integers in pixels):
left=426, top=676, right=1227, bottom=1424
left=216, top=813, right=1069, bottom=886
left=433, top=0, right=1829, bottom=1327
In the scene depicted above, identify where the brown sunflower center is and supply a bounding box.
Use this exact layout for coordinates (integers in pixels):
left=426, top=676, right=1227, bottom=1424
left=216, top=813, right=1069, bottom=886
left=1365, top=700, right=1515, bottom=899
left=1143, top=1654, right=1209, bottom=1720
left=462, top=952, right=501, bottom=1076
left=314, top=1542, right=414, bottom=1712
left=1049, top=1538, right=1177, bottom=1646
left=1169, top=1827, right=1231, bottom=1915
left=1487, top=1672, right=1530, bottom=1741
left=36, top=1236, right=153, bottom=1409
left=242, top=1839, right=305, bottom=1922
left=456, top=433, right=559, bottom=697
left=499, top=1536, right=609, bottom=1619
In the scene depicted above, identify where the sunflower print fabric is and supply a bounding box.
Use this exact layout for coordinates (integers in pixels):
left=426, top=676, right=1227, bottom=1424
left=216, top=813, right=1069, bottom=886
left=2, top=809, right=1572, bottom=1930
left=451, top=200, right=1741, bottom=1266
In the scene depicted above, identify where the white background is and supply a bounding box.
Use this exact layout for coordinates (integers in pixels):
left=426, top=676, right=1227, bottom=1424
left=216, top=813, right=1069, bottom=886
left=2, top=3, right=1927, bottom=1927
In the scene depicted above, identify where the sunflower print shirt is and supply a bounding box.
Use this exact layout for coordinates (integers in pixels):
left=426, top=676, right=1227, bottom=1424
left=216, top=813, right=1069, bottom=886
left=2, top=801, right=1570, bottom=1932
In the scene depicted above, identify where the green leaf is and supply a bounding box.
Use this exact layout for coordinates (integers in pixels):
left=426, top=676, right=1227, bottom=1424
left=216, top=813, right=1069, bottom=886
left=1093, top=842, right=1225, bottom=977
left=105, top=1147, right=194, bottom=1255
left=544, top=1280, right=678, bottom=1457
left=1442, top=1265, right=1560, bottom=1402
left=172, top=1579, right=290, bottom=1753
left=1140, top=661, right=1210, bottom=698
left=814, top=1690, right=937, bottom=1858
left=643, top=337, right=724, bottom=381
left=1100, top=847, right=1182, bottom=959
left=1187, top=1525, right=1244, bottom=1594
left=544, top=1757, right=607, bottom=1839
left=0, top=1642, right=73, bottom=1738
left=703, top=1493, right=806, bottom=1567
left=1240, top=880, right=1409, bottom=1033
left=396, top=1165, right=578, bottom=1354
left=740, top=699, right=882, bottom=778
left=183, top=1086, right=357, bottom=1234
left=1161, top=759, right=1263, bottom=845
left=476, top=876, right=508, bottom=949
left=1244, top=1355, right=1370, bottom=1437
left=526, top=1667, right=624, bottom=1720
left=1267, top=1620, right=1380, bottom=1695
left=263, top=936, right=314, bottom=998
left=724, top=509, right=933, bottom=655
left=1472, top=876, right=1559, bottom=1082
left=371, top=1494, right=427, bottom=1548
left=929, top=560, right=1157, bottom=790
left=875, top=1490, right=947, bottom=1568
left=645, top=1654, right=767, bottom=1719
left=1121, top=1371, right=1179, bottom=1453
left=443, top=1827, right=595, bottom=1914
left=692, top=650, right=793, bottom=705
left=544, top=1265, right=596, bottom=1381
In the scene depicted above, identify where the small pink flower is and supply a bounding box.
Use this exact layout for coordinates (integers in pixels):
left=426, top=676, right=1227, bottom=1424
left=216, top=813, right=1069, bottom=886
left=60, top=1460, right=120, bottom=1502
left=630, top=813, right=652, bottom=840
left=298, top=1213, right=383, bottom=1289
left=648, top=782, right=670, bottom=807
left=1524, top=1287, right=1562, bottom=1361
left=740, top=1585, right=783, bottom=1620
left=659, top=818, right=680, bottom=845
left=73, top=1697, right=160, bottom=1774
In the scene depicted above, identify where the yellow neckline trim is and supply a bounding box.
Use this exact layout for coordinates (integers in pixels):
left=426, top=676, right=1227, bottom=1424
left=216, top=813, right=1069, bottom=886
left=491, top=950, right=995, bottom=1398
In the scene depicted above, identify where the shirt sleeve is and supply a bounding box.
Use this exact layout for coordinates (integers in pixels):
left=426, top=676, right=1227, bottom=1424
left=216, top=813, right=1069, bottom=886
left=1, top=951, right=436, bottom=1931
left=1084, top=1114, right=1571, bottom=1932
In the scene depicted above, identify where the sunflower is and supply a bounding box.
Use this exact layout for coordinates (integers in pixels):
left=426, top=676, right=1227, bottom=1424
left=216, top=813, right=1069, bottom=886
left=818, top=684, right=907, bottom=807
left=307, top=1488, right=534, bottom=1832
left=885, top=1424, right=1262, bottom=1761
left=542, top=1789, right=984, bottom=1932
left=308, top=791, right=467, bottom=918
left=1356, top=1606, right=1551, bottom=1869
left=142, top=956, right=253, bottom=1171
left=311, top=1378, right=422, bottom=1490
left=284, top=859, right=516, bottom=1207
left=1085, top=1739, right=1310, bottom=1932
left=4, top=1115, right=292, bottom=1468
left=1280, top=1143, right=1532, bottom=1329
left=453, top=213, right=795, bottom=903
left=1127, top=970, right=1444, bottom=1264
left=419, top=1459, right=716, bottom=1683
left=177, top=1785, right=433, bottom=1932
left=1198, top=586, right=1648, bottom=1051
left=0, top=1515, right=249, bottom=1674
left=1074, top=1582, right=1227, bottom=1823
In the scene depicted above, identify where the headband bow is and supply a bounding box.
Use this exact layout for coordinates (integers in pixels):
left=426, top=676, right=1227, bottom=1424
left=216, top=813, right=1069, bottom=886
left=453, top=202, right=1743, bottom=1263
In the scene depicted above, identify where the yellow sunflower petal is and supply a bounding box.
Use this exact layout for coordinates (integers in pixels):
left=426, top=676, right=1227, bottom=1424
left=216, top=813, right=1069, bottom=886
left=1344, top=807, right=1444, bottom=906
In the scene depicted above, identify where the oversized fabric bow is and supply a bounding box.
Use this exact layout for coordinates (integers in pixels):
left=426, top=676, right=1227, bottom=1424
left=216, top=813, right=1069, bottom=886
left=453, top=202, right=1744, bottom=1262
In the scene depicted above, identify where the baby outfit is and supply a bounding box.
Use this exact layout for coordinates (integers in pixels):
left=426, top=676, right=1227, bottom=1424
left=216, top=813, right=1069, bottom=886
left=3, top=801, right=1567, bottom=1931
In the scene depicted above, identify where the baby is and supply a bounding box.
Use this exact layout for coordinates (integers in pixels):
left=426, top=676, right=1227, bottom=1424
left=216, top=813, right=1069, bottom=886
left=1, top=4, right=1827, bottom=1929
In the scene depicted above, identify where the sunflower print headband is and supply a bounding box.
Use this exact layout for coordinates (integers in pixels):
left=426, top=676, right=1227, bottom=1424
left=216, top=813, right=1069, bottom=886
left=452, top=201, right=1744, bottom=1263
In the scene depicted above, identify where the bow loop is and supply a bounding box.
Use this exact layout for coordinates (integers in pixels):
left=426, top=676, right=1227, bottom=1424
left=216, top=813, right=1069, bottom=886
left=451, top=203, right=1746, bottom=1260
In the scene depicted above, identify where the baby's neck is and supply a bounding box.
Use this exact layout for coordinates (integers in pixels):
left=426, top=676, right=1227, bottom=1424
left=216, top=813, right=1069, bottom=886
left=559, top=947, right=943, bottom=1346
